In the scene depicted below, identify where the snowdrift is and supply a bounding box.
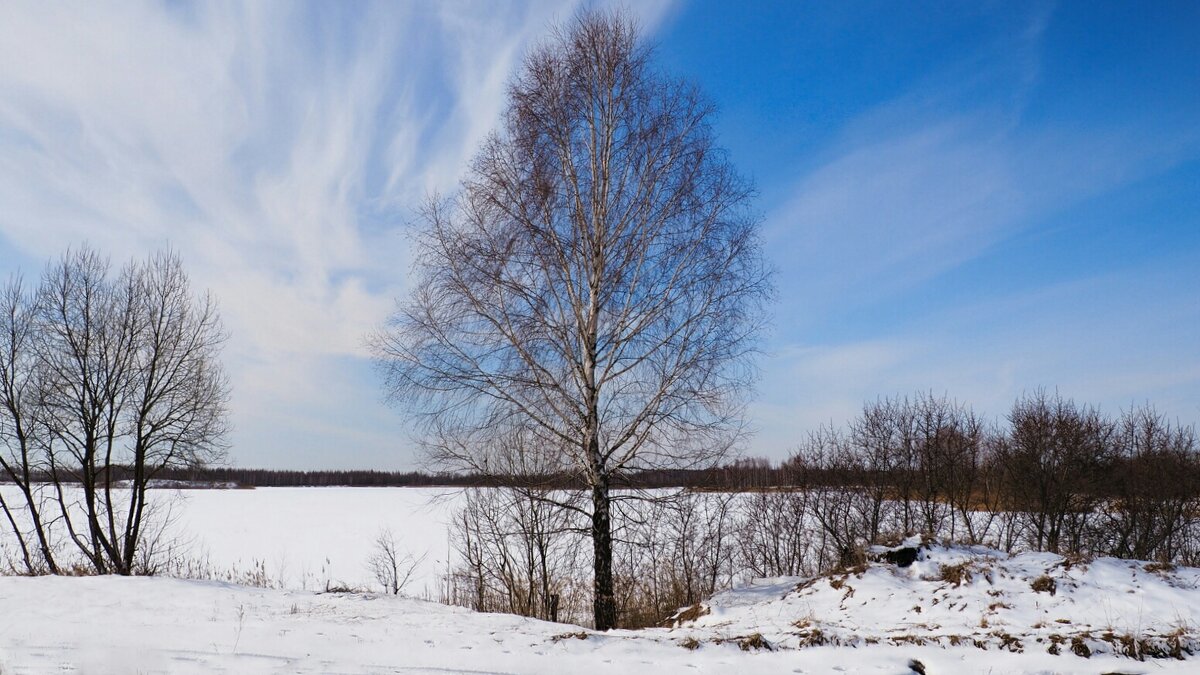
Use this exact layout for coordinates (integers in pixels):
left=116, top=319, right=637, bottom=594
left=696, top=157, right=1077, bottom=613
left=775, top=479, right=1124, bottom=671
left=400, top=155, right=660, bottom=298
left=666, top=536, right=1200, bottom=661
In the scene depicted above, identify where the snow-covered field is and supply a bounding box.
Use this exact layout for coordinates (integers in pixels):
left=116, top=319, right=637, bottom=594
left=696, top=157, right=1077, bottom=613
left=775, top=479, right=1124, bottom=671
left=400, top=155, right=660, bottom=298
left=168, top=486, right=461, bottom=597
left=3, top=487, right=1200, bottom=673
left=0, top=486, right=462, bottom=597
left=2, top=541, right=1198, bottom=673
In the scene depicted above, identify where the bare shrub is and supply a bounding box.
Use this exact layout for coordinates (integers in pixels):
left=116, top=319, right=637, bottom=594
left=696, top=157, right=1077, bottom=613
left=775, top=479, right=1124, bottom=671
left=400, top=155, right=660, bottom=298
left=1099, top=407, right=1200, bottom=562
left=615, top=490, right=737, bottom=627
left=1003, top=391, right=1114, bottom=554
left=737, top=487, right=817, bottom=578
left=368, top=528, right=424, bottom=595
left=1030, top=575, right=1057, bottom=595
left=445, top=487, right=587, bottom=623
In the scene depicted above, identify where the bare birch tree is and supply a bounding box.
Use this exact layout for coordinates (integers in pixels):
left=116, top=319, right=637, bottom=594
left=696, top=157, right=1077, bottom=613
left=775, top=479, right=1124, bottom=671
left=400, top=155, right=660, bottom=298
left=372, top=11, right=769, bottom=629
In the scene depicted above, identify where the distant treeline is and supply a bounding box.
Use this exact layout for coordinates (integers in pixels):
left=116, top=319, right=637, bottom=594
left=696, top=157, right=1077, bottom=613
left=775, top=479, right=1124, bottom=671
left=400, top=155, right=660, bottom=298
left=106, top=463, right=792, bottom=490
left=0, top=460, right=791, bottom=490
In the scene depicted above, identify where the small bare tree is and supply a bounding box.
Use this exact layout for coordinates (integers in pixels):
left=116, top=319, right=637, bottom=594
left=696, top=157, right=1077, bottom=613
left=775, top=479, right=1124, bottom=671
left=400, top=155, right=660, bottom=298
left=373, top=10, right=769, bottom=629
left=845, top=399, right=901, bottom=544
left=120, top=250, right=229, bottom=572
left=368, top=528, right=424, bottom=595
left=796, top=426, right=874, bottom=570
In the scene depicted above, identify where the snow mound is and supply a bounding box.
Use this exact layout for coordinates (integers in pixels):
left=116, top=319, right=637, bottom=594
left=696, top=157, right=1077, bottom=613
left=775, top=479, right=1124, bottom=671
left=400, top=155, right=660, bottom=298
left=668, top=536, right=1200, bottom=661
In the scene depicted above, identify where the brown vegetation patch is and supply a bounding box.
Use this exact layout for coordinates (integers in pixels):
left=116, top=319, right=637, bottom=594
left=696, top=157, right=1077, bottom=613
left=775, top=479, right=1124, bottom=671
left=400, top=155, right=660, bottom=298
left=794, top=577, right=819, bottom=593
left=992, top=631, right=1023, bottom=652
left=1047, top=633, right=1066, bottom=655
left=1030, top=575, right=1057, bottom=595
left=794, top=627, right=827, bottom=648
left=666, top=603, right=710, bottom=627
left=551, top=631, right=589, bottom=642
left=940, top=561, right=973, bottom=587
left=1057, top=553, right=1091, bottom=571
left=828, top=561, right=868, bottom=578
left=737, top=633, right=772, bottom=651
left=321, top=584, right=367, bottom=594
left=678, top=636, right=700, bottom=650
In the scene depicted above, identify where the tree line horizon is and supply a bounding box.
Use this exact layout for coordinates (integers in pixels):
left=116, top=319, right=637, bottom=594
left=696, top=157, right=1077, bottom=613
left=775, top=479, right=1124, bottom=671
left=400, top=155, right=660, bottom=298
left=12, top=386, right=1193, bottom=493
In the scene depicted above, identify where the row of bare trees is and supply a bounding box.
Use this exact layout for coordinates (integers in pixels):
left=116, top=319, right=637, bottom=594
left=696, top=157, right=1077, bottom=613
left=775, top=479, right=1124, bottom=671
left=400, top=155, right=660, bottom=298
left=442, top=487, right=737, bottom=628
left=444, top=487, right=587, bottom=622
left=784, top=391, right=1200, bottom=564
left=439, top=392, right=1198, bottom=628
left=0, top=246, right=229, bottom=575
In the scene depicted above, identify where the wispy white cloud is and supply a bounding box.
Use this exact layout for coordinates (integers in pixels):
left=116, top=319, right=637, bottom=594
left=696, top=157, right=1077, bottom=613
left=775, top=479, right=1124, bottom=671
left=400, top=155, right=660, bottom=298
left=752, top=6, right=1200, bottom=459
left=0, top=0, right=678, bottom=469
left=765, top=7, right=1199, bottom=327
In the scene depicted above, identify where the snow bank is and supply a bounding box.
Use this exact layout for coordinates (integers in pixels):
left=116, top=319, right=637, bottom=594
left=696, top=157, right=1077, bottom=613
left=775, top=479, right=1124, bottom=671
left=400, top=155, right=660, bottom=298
left=1, top=570, right=1194, bottom=674
left=667, top=536, right=1200, bottom=662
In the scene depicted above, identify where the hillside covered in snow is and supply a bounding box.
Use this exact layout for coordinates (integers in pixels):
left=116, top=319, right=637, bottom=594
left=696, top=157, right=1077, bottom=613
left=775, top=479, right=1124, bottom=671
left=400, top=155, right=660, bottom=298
left=667, top=537, right=1199, bottom=661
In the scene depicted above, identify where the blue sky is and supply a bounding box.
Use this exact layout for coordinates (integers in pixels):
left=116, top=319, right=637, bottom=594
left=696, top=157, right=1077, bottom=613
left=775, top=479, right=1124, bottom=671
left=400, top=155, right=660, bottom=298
left=0, top=1, right=1196, bottom=469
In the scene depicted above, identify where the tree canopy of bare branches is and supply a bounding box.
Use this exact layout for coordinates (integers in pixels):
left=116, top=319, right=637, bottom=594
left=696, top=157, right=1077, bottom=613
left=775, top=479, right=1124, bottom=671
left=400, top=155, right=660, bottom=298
left=372, top=11, right=770, bottom=629
left=0, top=245, right=229, bottom=575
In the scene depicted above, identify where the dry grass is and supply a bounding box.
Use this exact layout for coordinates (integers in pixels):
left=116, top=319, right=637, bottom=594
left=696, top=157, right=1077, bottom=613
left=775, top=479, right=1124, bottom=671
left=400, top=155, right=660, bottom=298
left=665, top=603, right=710, bottom=627
left=992, top=631, right=1023, bottom=652
left=1030, top=575, right=1057, bottom=595
left=939, top=562, right=973, bottom=587
left=794, top=626, right=828, bottom=648
left=736, top=633, right=772, bottom=651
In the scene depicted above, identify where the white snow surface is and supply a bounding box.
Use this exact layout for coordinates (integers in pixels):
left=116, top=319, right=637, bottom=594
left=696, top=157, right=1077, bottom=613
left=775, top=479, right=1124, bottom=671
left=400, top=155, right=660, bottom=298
left=0, top=486, right=462, bottom=597
left=2, top=534, right=1199, bottom=673
left=167, top=486, right=460, bottom=597
left=676, top=537, right=1200, bottom=660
